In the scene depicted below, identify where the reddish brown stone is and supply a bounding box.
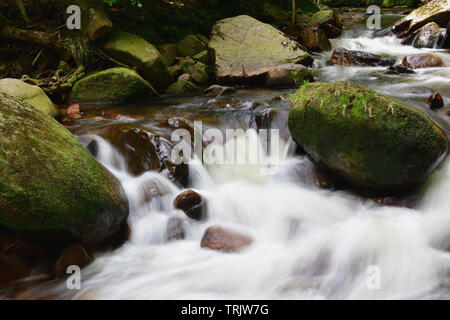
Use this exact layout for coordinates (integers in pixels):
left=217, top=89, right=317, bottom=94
left=174, top=190, right=205, bottom=221
left=428, top=93, right=444, bottom=110
left=402, top=55, right=443, bottom=69
left=65, top=104, right=81, bottom=120
left=201, top=226, right=251, bottom=252
left=103, top=110, right=122, bottom=120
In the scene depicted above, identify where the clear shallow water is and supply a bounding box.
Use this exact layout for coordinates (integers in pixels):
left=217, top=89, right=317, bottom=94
left=15, top=12, right=450, bottom=300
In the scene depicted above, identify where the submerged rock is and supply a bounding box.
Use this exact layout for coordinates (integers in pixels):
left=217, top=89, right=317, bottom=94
left=386, top=65, right=415, bottom=74
left=70, top=68, right=157, bottom=104
left=173, top=190, right=205, bottom=221
left=200, top=226, right=252, bottom=252
left=393, top=0, right=450, bottom=38
left=0, top=93, right=129, bottom=245
left=288, top=82, right=448, bottom=192
left=209, top=15, right=312, bottom=84
left=330, top=48, right=395, bottom=67
left=98, top=31, right=173, bottom=90
left=402, top=55, right=444, bottom=68
left=0, top=78, right=59, bottom=117
left=166, top=217, right=185, bottom=241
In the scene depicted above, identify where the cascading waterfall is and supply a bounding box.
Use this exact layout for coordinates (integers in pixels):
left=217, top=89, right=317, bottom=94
left=17, top=11, right=450, bottom=300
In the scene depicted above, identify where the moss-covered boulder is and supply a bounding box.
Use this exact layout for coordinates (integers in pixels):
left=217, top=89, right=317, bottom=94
left=288, top=82, right=448, bottom=192
left=0, top=93, right=129, bottom=245
left=98, top=31, right=173, bottom=90
left=166, top=80, right=201, bottom=96
left=0, top=79, right=59, bottom=118
left=310, top=9, right=342, bottom=39
left=177, top=35, right=207, bottom=58
left=209, top=15, right=312, bottom=84
left=87, top=8, right=113, bottom=41
left=70, top=68, right=157, bottom=104
left=393, top=0, right=450, bottom=37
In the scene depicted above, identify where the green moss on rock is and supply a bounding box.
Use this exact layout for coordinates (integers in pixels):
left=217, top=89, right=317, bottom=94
left=0, top=79, right=59, bottom=118
left=70, top=67, right=158, bottom=104
left=98, top=31, right=173, bottom=90
left=0, top=93, right=129, bottom=245
left=288, top=81, right=448, bottom=192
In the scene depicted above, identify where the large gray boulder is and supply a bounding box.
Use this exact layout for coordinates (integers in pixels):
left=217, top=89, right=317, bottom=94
left=209, top=15, right=312, bottom=84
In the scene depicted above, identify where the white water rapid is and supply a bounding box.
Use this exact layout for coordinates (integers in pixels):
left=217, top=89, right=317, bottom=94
left=17, top=11, right=450, bottom=300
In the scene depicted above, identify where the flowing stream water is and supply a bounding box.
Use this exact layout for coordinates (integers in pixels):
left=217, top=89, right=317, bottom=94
left=19, top=11, right=450, bottom=300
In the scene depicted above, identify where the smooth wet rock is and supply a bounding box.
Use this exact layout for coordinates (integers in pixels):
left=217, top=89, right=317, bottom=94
left=265, top=64, right=314, bottom=88
left=177, top=34, right=207, bottom=58
left=159, top=117, right=195, bottom=138
left=173, top=190, right=205, bottom=221
left=71, top=67, right=157, bottom=103
left=98, top=31, right=173, bottom=90
left=299, top=27, right=332, bottom=52
left=87, top=8, right=112, bottom=41
left=412, top=22, right=444, bottom=48
left=0, top=254, right=29, bottom=288
left=0, top=93, right=129, bottom=245
left=166, top=80, right=201, bottom=96
left=393, top=0, right=450, bottom=37
left=428, top=92, right=444, bottom=109
left=200, top=226, right=251, bottom=252
left=209, top=15, right=312, bottom=84
left=386, top=65, right=415, bottom=74
left=0, top=78, right=59, bottom=117
left=203, top=84, right=236, bottom=97
left=166, top=217, right=185, bottom=241
left=288, top=82, right=448, bottom=192
left=54, top=245, right=93, bottom=278
left=330, top=48, right=395, bottom=67
left=95, top=124, right=189, bottom=185
left=402, top=55, right=444, bottom=68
